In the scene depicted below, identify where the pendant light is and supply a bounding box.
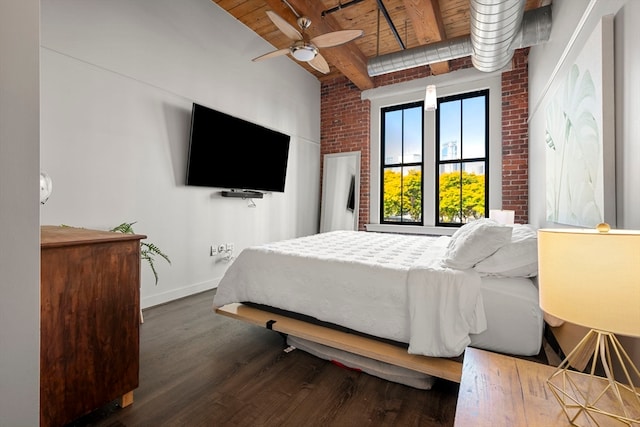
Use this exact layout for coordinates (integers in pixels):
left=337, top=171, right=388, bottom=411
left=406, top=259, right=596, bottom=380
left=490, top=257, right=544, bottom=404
left=424, top=84, right=437, bottom=111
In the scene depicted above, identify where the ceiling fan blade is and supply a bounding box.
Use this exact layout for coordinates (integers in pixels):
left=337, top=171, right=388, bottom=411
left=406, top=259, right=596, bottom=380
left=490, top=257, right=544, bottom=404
left=266, top=10, right=302, bottom=41
left=252, top=48, right=290, bottom=62
left=310, top=30, right=364, bottom=48
left=308, top=53, right=330, bottom=74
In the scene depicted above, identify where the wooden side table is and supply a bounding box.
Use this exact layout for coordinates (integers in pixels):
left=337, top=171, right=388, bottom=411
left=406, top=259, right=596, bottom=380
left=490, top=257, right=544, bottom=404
left=454, top=347, right=583, bottom=426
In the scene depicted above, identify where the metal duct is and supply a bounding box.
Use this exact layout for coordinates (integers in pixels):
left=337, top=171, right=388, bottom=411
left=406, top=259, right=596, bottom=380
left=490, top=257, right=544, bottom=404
left=470, top=0, right=525, bottom=72
left=367, top=4, right=551, bottom=77
left=510, top=5, right=553, bottom=49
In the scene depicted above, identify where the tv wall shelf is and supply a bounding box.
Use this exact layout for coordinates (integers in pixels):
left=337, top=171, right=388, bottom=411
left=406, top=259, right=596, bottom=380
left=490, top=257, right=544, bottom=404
left=221, top=190, right=264, bottom=199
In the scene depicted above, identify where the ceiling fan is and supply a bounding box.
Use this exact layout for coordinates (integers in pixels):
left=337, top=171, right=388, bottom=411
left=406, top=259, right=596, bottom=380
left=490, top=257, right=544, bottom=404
left=252, top=10, right=364, bottom=74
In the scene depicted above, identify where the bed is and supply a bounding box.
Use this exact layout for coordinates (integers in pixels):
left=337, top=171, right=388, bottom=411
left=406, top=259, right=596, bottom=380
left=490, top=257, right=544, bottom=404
left=213, top=219, right=543, bottom=386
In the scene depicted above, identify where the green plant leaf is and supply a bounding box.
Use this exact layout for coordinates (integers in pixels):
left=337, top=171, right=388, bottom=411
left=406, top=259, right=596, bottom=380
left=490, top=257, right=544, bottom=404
left=110, top=221, right=170, bottom=285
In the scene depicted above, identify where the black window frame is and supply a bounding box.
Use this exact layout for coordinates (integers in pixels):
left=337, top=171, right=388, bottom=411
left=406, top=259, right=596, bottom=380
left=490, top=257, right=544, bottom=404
left=380, top=101, right=424, bottom=226
left=435, top=89, right=490, bottom=227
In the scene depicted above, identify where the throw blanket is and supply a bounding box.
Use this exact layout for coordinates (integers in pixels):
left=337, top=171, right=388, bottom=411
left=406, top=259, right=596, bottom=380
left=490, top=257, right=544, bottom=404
left=213, top=230, right=487, bottom=357
left=405, top=235, right=486, bottom=356
left=407, top=267, right=486, bottom=356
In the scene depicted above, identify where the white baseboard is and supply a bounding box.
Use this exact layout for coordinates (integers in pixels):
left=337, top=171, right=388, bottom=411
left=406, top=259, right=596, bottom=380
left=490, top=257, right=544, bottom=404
left=141, top=279, right=219, bottom=310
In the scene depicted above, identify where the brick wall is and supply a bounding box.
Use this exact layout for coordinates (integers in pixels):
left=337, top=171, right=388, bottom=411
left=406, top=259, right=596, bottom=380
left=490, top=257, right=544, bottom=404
left=501, top=48, right=530, bottom=224
left=320, top=79, right=371, bottom=230
left=320, top=50, right=529, bottom=229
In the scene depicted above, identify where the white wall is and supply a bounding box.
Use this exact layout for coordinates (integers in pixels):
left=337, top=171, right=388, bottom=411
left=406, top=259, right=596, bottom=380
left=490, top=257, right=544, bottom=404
left=612, top=1, right=640, bottom=229
left=0, top=1, right=41, bottom=424
left=528, top=0, right=640, bottom=367
left=40, top=0, right=322, bottom=308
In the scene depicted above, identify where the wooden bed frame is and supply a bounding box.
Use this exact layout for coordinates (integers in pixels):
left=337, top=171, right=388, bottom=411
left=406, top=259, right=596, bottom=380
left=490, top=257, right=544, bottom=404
left=216, top=302, right=463, bottom=383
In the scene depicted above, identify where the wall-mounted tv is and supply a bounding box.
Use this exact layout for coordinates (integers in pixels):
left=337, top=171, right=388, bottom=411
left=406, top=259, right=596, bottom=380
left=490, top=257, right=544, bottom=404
left=186, top=103, right=291, bottom=193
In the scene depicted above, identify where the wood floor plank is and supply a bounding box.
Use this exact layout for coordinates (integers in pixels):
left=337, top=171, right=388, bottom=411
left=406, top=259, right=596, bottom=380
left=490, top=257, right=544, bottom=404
left=66, top=289, right=460, bottom=427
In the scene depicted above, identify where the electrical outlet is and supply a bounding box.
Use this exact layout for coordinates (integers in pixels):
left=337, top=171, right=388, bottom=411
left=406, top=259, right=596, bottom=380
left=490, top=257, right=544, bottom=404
left=218, top=244, right=226, bottom=253
left=226, top=243, right=234, bottom=252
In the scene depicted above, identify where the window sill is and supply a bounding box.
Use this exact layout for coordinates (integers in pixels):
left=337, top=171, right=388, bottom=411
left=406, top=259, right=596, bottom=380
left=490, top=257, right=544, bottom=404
left=365, top=224, right=457, bottom=236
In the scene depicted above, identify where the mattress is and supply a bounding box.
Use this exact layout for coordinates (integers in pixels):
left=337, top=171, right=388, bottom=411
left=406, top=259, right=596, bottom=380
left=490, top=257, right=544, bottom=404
left=213, top=230, right=544, bottom=358
left=471, top=276, right=543, bottom=356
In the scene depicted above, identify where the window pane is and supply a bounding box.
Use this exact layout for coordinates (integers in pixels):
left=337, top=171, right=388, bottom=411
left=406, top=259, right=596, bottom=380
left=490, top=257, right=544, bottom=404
left=438, top=166, right=462, bottom=224
left=383, top=167, right=403, bottom=221
left=382, top=166, right=422, bottom=223
left=383, top=110, right=402, bottom=165
left=439, top=100, right=461, bottom=161
left=461, top=162, right=485, bottom=221
left=462, top=95, right=486, bottom=159
left=438, top=163, right=485, bottom=224
left=403, top=106, right=423, bottom=163
left=402, top=165, right=422, bottom=223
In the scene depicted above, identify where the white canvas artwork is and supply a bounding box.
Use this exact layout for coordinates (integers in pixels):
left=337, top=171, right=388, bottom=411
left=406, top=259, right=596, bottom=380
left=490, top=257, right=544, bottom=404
left=544, top=15, right=615, bottom=227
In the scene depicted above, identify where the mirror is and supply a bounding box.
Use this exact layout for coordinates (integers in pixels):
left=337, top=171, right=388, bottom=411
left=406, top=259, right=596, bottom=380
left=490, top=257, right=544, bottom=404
left=320, top=151, right=360, bottom=232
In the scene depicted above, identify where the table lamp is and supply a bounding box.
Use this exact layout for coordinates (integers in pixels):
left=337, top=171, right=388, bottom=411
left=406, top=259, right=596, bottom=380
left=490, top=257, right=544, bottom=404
left=537, top=224, right=640, bottom=426
left=489, top=209, right=515, bottom=225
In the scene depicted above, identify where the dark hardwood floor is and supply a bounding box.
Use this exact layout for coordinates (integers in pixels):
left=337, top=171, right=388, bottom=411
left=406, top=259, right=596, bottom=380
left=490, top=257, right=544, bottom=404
left=67, top=289, right=461, bottom=427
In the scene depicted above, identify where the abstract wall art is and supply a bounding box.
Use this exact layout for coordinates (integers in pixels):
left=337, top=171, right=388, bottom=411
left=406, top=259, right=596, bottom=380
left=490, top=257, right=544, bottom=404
left=544, top=14, right=616, bottom=227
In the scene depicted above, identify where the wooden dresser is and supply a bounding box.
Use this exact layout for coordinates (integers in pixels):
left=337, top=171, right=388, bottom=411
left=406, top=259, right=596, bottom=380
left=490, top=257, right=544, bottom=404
left=40, top=225, right=146, bottom=427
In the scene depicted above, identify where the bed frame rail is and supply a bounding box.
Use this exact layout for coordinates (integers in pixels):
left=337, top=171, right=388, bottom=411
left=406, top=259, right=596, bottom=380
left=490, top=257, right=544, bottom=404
left=215, top=303, right=462, bottom=383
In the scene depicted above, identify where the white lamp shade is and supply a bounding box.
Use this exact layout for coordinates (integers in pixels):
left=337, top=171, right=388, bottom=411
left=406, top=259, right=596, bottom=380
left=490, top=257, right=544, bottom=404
left=424, top=85, right=437, bottom=111
left=291, top=44, right=317, bottom=62
left=537, top=227, right=640, bottom=338
left=489, top=209, right=515, bottom=225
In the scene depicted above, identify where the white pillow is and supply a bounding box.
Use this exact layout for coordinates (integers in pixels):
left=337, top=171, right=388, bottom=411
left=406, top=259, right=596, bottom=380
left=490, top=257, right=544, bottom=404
left=442, top=218, right=513, bottom=269
left=473, top=224, right=538, bottom=277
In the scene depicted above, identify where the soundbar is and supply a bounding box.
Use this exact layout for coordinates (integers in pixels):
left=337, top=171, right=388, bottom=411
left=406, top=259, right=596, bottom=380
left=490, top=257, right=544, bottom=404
left=220, top=190, right=264, bottom=199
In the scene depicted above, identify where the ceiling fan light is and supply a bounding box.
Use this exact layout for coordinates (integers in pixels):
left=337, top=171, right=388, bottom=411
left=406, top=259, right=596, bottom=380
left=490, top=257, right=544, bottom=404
left=290, top=44, right=317, bottom=62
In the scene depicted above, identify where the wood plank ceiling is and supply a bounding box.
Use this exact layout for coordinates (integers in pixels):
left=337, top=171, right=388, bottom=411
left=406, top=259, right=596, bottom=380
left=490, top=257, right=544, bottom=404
left=214, top=0, right=549, bottom=90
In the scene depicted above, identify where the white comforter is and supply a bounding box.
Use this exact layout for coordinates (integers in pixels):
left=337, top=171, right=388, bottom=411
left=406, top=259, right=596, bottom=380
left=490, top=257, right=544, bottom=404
left=213, top=230, right=487, bottom=357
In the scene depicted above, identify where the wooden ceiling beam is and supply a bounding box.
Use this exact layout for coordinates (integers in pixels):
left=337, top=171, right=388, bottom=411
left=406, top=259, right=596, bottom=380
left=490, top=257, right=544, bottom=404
left=403, top=0, right=449, bottom=75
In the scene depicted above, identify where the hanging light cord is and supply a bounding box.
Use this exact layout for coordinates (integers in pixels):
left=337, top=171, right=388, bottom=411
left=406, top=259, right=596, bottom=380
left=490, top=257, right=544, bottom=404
left=376, top=7, right=380, bottom=56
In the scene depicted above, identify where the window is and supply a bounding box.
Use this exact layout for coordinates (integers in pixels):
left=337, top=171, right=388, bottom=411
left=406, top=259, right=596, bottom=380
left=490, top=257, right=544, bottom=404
left=379, top=90, right=489, bottom=228
left=436, top=90, right=489, bottom=226
left=380, top=102, right=423, bottom=225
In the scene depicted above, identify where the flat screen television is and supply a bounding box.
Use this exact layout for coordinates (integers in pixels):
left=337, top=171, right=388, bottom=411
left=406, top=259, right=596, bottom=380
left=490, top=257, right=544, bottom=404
left=186, top=103, right=291, bottom=193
